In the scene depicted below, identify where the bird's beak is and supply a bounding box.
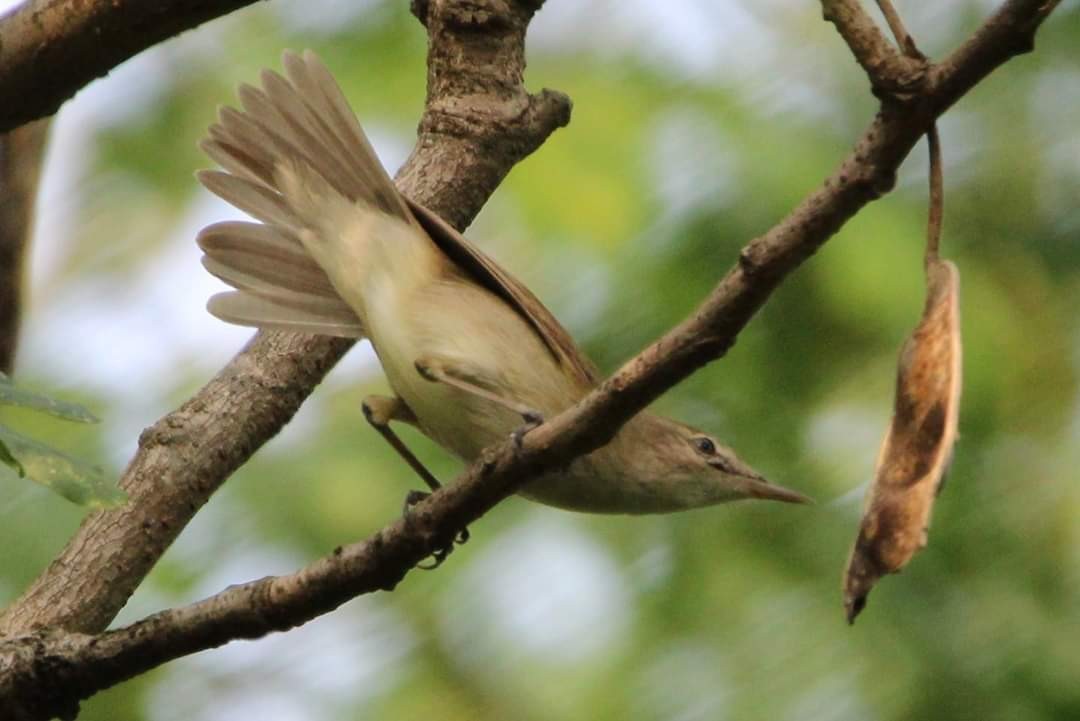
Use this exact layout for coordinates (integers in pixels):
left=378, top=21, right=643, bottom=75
left=708, top=458, right=814, bottom=505
left=743, top=475, right=814, bottom=504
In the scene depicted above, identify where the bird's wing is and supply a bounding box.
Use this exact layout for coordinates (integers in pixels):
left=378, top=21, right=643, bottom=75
left=406, top=199, right=601, bottom=388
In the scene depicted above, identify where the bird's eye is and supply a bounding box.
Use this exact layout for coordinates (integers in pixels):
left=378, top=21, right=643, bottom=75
left=693, top=437, right=716, bottom=455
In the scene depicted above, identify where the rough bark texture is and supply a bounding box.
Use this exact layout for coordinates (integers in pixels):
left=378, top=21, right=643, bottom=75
left=0, top=0, right=263, bottom=134
left=0, top=120, right=50, bottom=374
left=0, top=0, right=1062, bottom=719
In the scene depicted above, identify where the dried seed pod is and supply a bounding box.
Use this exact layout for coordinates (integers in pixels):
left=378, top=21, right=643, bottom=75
left=843, top=259, right=961, bottom=624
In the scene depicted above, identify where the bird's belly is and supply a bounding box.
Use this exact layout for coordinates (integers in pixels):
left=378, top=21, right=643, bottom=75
left=519, top=453, right=696, bottom=515
left=518, top=462, right=646, bottom=514
left=384, top=351, right=507, bottom=461
left=364, top=279, right=534, bottom=461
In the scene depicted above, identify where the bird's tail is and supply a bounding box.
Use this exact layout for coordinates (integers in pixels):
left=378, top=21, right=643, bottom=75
left=196, top=49, right=411, bottom=337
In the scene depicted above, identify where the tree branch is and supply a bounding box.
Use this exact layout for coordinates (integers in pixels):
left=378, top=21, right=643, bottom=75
left=875, top=0, right=923, bottom=58
left=0, top=0, right=569, bottom=638
left=0, top=0, right=262, bottom=134
left=0, top=120, right=49, bottom=374
left=821, top=0, right=926, bottom=95
left=0, top=2, right=1061, bottom=718
left=929, top=0, right=1061, bottom=109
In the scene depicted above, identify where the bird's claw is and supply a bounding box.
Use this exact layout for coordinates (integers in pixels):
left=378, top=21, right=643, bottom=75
left=402, top=489, right=470, bottom=570
left=417, top=546, right=451, bottom=570
left=512, top=410, right=544, bottom=449
left=402, top=489, right=430, bottom=516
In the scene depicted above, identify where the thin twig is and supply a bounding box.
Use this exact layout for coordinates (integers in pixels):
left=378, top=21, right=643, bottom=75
left=925, top=123, right=944, bottom=266
left=876, top=0, right=925, bottom=59
left=874, top=0, right=944, bottom=266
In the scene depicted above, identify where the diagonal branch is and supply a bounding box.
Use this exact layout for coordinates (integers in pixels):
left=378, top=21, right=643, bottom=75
left=0, top=0, right=570, bottom=638
left=0, top=0, right=262, bottom=134
left=0, top=2, right=1061, bottom=718
left=929, top=0, right=1062, bottom=108
left=875, top=0, right=923, bottom=58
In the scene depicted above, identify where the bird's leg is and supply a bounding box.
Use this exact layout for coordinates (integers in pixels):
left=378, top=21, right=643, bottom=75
left=362, top=394, right=439, bottom=493
left=361, top=394, right=468, bottom=568
left=413, top=356, right=544, bottom=447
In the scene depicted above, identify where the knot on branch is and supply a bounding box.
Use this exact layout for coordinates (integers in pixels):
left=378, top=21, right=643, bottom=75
left=869, top=56, right=930, bottom=105
left=821, top=0, right=931, bottom=104
left=421, top=87, right=570, bottom=150
left=408, top=87, right=570, bottom=228
left=137, top=416, right=187, bottom=449
left=738, top=243, right=766, bottom=277
left=524, top=88, right=574, bottom=141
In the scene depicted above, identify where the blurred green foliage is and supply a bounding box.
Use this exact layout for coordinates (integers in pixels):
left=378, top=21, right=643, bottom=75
left=2, top=2, right=1079, bottom=720
left=0, top=373, right=122, bottom=507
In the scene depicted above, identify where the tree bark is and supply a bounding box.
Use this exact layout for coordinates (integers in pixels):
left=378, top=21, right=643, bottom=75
left=0, top=0, right=261, bottom=134
left=0, top=120, right=50, bottom=374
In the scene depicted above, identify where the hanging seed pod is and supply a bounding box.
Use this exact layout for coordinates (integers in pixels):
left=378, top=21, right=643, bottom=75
left=843, top=258, right=961, bottom=624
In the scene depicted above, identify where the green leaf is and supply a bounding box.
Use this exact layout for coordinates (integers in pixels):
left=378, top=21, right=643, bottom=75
left=0, top=423, right=125, bottom=508
left=0, top=373, right=100, bottom=423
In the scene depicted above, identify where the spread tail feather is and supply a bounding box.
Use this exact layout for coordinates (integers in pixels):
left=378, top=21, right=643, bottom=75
left=208, top=291, right=364, bottom=338
left=196, top=49, right=412, bottom=336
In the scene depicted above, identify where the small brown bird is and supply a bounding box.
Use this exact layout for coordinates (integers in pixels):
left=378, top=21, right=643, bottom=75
left=196, top=50, right=811, bottom=515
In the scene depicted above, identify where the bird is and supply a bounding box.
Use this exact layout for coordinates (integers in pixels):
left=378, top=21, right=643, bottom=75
left=195, top=49, right=811, bottom=522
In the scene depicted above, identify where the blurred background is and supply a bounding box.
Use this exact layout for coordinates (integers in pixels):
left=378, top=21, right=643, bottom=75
left=1, top=1, right=1079, bottom=719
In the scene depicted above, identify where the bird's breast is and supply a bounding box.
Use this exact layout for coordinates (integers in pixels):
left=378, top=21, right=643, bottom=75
left=366, top=273, right=577, bottom=461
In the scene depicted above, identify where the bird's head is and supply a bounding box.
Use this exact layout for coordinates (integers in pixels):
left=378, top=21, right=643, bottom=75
left=618, top=415, right=812, bottom=511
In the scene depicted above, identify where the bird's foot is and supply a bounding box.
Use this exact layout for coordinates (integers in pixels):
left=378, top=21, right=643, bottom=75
left=511, top=410, right=544, bottom=449
left=403, top=490, right=470, bottom=569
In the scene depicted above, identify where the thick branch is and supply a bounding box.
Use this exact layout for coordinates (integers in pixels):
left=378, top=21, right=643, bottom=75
left=0, top=0, right=261, bottom=134
left=401, top=0, right=569, bottom=229
left=0, top=0, right=569, bottom=639
left=0, top=120, right=50, bottom=374
left=0, top=2, right=1060, bottom=717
